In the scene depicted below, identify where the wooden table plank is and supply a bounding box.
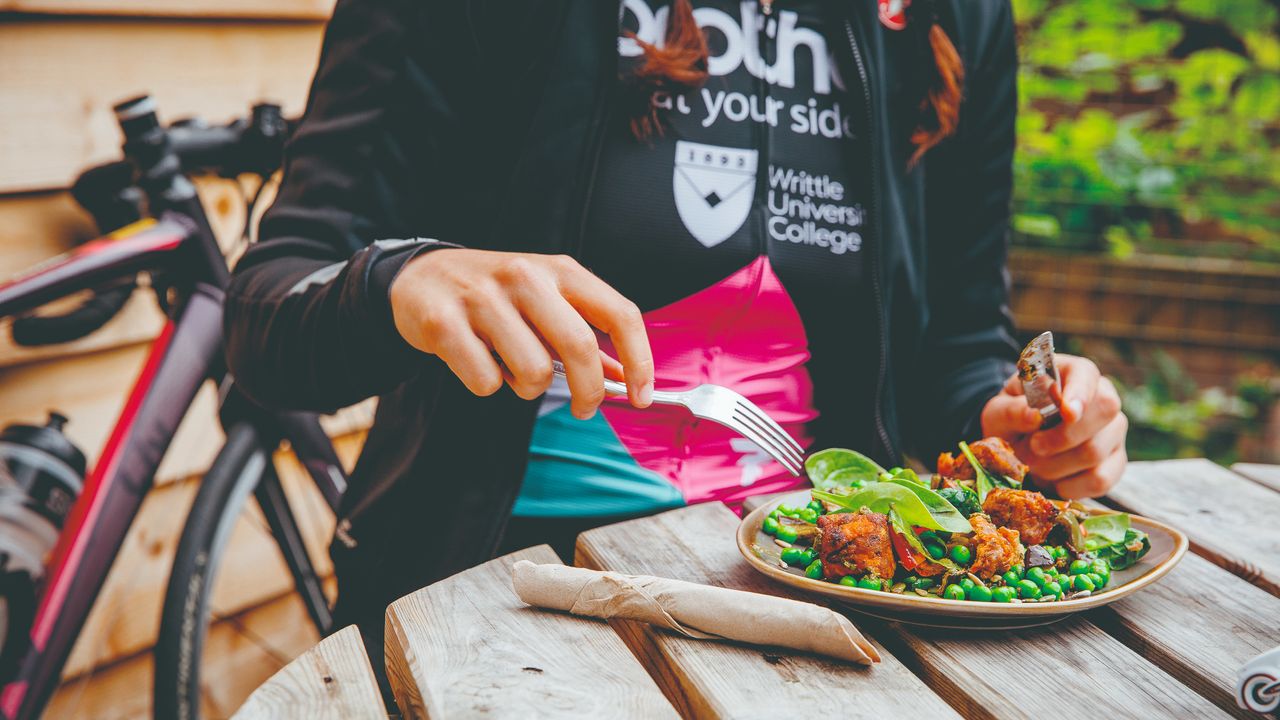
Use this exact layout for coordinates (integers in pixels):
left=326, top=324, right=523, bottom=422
left=1087, top=552, right=1280, bottom=719
left=580, top=503, right=1229, bottom=719
left=231, top=624, right=384, bottom=720
left=384, top=545, right=677, bottom=720
left=577, top=503, right=961, bottom=719
left=1231, top=463, right=1280, bottom=494
left=1107, top=459, right=1280, bottom=596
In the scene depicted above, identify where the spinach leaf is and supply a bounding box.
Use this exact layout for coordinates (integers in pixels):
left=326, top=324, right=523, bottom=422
left=938, top=485, right=982, bottom=516
left=805, top=448, right=885, bottom=491
left=888, top=506, right=960, bottom=573
left=1095, top=529, right=1151, bottom=570
left=958, top=441, right=997, bottom=502
left=882, top=478, right=974, bottom=533
left=1081, top=513, right=1130, bottom=551
left=882, top=467, right=927, bottom=487
left=813, top=483, right=972, bottom=534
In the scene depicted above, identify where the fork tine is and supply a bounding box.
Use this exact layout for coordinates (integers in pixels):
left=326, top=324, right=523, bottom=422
left=721, top=413, right=802, bottom=475
left=734, top=399, right=804, bottom=456
left=730, top=408, right=804, bottom=475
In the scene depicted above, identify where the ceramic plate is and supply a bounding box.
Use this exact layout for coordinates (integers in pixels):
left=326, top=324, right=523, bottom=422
left=737, top=489, right=1188, bottom=629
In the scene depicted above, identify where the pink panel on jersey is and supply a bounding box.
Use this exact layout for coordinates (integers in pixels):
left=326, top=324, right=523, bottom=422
left=598, top=255, right=815, bottom=512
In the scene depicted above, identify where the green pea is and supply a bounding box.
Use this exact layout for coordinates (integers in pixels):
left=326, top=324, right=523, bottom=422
left=780, top=547, right=806, bottom=566
left=857, top=575, right=882, bottom=591
left=768, top=509, right=780, bottom=520
left=800, top=548, right=818, bottom=566
left=944, top=584, right=966, bottom=600
left=913, top=577, right=936, bottom=590
left=1017, top=579, right=1041, bottom=599
left=839, top=575, right=857, bottom=587
left=1071, top=574, right=1096, bottom=592
left=776, top=525, right=799, bottom=543
left=762, top=517, right=780, bottom=535
left=1027, top=567, right=1049, bottom=587
left=1001, top=571, right=1021, bottom=587
left=1087, top=572, right=1106, bottom=589
left=967, top=584, right=993, bottom=602
left=949, top=545, right=972, bottom=565
left=925, top=542, right=946, bottom=560
left=1011, top=564, right=1025, bottom=578
left=992, top=586, right=1017, bottom=603
left=807, top=500, right=824, bottom=514
left=797, top=508, right=818, bottom=523
left=1069, top=559, right=1091, bottom=575
left=958, top=578, right=976, bottom=591
left=1043, top=580, right=1063, bottom=598
left=804, top=559, right=823, bottom=579
left=777, top=504, right=795, bottom=515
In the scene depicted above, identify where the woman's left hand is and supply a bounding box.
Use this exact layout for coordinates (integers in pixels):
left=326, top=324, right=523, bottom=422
left=980, top=355, right=1129, bottom=498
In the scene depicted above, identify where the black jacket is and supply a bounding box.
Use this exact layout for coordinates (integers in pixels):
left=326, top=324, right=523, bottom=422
left=225, top=0, right=1019, bottom=635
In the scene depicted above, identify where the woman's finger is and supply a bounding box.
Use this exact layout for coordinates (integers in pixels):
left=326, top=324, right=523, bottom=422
left=1030, top=373, right=1119, bottom=456
left=1051, top=441, right=1128, bottom=499
left=430, top=314, right=504, bottom=397
left=1031, top=412, right=1128, bottom=481
left=554, top=258, right=654, bottom=408
left=468, top=294, right=553, bottom=401
left=981, top=392, right=1043, bottom=437
left=517, top=282, right=606, bottom=419
left=1057, top=355, right=1099, bottom=423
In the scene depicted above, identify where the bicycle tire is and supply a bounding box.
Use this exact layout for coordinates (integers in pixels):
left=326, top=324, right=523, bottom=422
left=154, top=422, right=268, bottom=720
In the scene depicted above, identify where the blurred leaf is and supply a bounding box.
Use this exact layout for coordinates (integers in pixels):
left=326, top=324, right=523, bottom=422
left=1014, top=213, right=1062, bottom=238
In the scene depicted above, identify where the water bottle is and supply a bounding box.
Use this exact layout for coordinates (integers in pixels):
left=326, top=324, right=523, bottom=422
left=0, top=413, right=86, bottom=682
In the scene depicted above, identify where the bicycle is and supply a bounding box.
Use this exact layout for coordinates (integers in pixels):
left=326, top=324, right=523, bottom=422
left=0, top=95, right=350, bottom=720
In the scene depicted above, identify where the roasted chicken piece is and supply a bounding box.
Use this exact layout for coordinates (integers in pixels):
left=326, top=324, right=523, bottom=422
left=982, top=487, right=1059, bottom=546
left=936, top=436, right=1029, bottom=483
left=816, top=510, right=896, bottom=580
left=968, top=514, right=1024, bottom=579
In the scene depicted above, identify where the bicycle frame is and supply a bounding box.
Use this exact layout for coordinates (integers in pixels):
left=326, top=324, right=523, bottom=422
left=0, top=218, right=346, bottom=719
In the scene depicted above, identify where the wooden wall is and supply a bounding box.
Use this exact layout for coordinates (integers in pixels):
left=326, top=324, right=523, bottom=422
left=0, top=2, right=348, bottom=716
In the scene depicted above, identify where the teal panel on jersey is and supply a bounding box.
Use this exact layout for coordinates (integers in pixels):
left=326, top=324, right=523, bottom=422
left=513, top=404, right=686, bottom=518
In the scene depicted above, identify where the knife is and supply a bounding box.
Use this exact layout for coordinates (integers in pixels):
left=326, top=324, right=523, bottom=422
left=1018, top=331, right=1063, bottom=429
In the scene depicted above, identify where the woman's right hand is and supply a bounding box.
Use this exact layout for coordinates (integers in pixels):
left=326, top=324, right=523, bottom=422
left=389, top=249, right=654, bottom=419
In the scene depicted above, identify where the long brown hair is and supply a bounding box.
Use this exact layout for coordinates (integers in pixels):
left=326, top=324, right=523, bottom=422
left=627, top=0, right=963, bottom=165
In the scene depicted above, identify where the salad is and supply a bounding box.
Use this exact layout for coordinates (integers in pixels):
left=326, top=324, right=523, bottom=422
left=758, top=437, right=1152, bottom=603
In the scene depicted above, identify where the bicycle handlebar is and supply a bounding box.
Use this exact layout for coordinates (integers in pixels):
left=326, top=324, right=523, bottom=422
left=9, top=97, right=293, bottom=347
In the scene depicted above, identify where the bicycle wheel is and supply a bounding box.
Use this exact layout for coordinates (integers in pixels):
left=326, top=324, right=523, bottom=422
left=154, top=421, right=334, bottom=719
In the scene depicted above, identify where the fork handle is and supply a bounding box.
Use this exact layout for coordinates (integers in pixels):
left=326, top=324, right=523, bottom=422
left=551, top=361, right=629, bottom=396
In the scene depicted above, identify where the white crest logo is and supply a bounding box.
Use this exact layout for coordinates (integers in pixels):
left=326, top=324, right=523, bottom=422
left=673, top=141, right=758, bottom=248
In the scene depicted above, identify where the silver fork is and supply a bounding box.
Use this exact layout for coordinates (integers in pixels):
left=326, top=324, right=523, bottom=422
left=551, top=361, right=805, bottom=475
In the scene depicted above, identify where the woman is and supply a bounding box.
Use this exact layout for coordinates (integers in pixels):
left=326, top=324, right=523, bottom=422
left=225, top=0, right=1127, bottom=658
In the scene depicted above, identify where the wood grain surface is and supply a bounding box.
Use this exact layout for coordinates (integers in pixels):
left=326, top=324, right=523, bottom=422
left=231, top=625, right=385, bottom=720
left=384, top=545, right=677, bottom=720
left=580, top=502, right=1234, bottom=720
left=0, top=19, right=322, bottom=192
left=1087, top=552, right=1280, bottom=718
left=0, top=0, right=335, bottom=19
left=1108, top=459, right=1280, bottom=596
left=1232, top=462, right=1280, bottom=493
left=576, top=503, right=960, bottom=719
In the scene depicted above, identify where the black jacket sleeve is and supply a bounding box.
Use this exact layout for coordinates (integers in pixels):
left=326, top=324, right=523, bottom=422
left=910, top=0, right=1021, bottom=458
left=223, top=0, right=470, bottom=412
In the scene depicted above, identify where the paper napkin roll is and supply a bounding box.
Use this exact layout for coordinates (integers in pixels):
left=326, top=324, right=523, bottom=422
left=511, top=560, right=878, bottom=665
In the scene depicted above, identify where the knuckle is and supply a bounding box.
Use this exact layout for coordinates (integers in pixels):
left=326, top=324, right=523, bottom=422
left=551, top=254, right=581, bottom=273
left=498, top=257, right=538, bottom=285
left=563, top=327, right=599, bottom=359
left=1081, top=438, right=1106, bottom=465
left=1100, top=388, right=1122, bottom=416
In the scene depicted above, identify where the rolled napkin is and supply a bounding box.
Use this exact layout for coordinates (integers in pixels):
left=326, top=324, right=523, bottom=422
left=511, top=560, right=878, bottom=665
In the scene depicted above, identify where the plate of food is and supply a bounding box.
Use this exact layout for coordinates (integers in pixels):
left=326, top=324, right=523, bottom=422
left=737, top=437, right=1188, bottom=628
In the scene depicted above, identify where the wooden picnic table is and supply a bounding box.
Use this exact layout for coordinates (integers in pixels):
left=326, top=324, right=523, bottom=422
left=232, top=459, right=1280, bottom=719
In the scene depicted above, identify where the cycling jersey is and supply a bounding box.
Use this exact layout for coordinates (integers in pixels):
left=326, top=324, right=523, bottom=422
left=514, top=0, right=878, bottom=517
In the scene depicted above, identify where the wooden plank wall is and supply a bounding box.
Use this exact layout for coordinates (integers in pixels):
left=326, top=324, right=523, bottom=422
left=0, top=1, right=344, bottom=712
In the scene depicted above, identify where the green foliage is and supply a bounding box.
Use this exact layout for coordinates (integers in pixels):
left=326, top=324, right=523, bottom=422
left=1013, top=0, right=1280, bottom=262
left=1114, top=351, right=1278, bottom=464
